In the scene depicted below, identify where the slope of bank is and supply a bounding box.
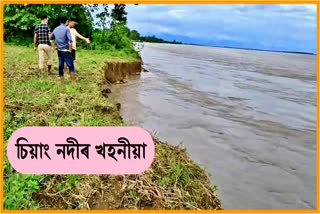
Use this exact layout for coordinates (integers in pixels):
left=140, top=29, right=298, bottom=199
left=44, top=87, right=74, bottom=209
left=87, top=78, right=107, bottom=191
left=3, top=44, right=221, bottom=210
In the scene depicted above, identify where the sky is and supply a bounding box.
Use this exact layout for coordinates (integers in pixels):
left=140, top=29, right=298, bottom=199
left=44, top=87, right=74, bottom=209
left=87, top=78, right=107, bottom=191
left=123, top=4, right=317, bottom=53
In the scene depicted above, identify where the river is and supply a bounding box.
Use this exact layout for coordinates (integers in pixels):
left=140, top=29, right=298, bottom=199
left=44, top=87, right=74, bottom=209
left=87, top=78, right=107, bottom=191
left=109, top=43, right=316, bottom=209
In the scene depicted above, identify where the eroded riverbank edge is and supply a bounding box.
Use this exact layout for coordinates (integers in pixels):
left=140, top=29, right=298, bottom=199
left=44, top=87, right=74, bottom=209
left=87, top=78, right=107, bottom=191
left=93, top=59, right=222, bottom=210
left=31, top=59, right=222, bottom=210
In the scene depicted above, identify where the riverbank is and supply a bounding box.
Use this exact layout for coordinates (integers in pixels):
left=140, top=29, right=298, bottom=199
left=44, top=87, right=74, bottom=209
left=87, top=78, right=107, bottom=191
left=3, top=44, right=221, bottom=210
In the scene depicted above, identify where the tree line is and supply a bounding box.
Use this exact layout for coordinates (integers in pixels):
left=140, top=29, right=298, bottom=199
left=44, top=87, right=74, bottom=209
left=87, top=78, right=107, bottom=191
left=4, top=4, right=182, bottom=53
left=4, top=4, right=133, bottom=52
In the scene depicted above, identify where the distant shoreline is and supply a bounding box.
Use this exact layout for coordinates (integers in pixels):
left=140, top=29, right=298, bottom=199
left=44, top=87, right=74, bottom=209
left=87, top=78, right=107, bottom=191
left=191, top=44, right=316, bottom=55
left=138, top=41, right=316, bottom=56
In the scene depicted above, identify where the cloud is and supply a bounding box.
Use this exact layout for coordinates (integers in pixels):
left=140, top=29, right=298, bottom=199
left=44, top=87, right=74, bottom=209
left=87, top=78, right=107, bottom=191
left=125, top=4, right=316, bottom=53
left=167, top=9, right=187, bottom=19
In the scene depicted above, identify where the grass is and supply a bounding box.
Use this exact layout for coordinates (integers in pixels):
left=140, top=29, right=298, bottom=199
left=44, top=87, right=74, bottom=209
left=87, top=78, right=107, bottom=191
left=3, top=44, right=222, bottom=210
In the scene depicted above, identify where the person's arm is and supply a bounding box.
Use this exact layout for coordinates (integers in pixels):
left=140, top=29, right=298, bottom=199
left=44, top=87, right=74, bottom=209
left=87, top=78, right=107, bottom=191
left=50, top=31, right=55, bottom=50
left=51, top=41, right=56, bottom=51
left=33, top=33, right=37, bottom=51
left=50, top=30, right=55, bottom=41
left=33, top=26, right=38, bottom=51
left=48, top=26, right=51, bottom=42
left=68, top=43, right=72, bottom=52
left=66, top=29, right=73, bottom=52
left=75, top=30, right=90, bottom=43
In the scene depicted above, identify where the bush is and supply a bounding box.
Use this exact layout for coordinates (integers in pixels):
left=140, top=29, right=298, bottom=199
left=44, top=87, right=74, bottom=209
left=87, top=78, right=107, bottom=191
left=89, top=23, right=138, bottom=56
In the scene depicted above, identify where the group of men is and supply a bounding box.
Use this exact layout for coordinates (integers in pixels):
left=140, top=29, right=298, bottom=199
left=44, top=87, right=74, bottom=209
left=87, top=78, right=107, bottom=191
left=34, top=15, right=90, bottom=84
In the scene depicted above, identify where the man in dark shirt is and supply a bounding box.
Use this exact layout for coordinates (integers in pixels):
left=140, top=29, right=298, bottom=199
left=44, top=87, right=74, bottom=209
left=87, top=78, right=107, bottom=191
left=34, top=15, right=53, bottom=75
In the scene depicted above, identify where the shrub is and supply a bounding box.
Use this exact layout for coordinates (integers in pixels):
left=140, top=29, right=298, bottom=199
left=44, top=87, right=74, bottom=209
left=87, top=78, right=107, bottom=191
left=89, top=23, right=138, bottom=56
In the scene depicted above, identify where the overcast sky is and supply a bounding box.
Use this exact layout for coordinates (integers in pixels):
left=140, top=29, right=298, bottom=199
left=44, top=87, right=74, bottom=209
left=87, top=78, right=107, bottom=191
left=123, top=4, right=316, bottom=53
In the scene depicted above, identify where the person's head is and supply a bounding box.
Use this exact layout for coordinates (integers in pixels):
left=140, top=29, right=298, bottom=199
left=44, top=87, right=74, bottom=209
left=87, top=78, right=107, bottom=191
left=40, top=15, right=48, bottom=24
left=67, top=18, right=78, bottom=28
left=59, top=16, right=68, bottom=25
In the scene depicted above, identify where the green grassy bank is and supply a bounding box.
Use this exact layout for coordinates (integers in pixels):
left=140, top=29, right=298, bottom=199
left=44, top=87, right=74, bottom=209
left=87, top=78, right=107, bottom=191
left=3, top=44, right=221, bottom=210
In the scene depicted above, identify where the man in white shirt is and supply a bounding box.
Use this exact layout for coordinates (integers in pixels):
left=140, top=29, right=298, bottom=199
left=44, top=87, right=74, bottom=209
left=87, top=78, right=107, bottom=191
left=67, top=18, right=90, bottom=61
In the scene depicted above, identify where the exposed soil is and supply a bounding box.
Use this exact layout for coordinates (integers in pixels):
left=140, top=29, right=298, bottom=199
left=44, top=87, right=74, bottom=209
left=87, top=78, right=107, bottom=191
left=103, top=60, right=142, bottom=84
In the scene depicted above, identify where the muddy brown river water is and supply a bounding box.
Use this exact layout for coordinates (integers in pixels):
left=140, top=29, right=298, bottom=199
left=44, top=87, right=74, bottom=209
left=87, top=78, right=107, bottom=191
left=109, top=43, right=316, bottom=209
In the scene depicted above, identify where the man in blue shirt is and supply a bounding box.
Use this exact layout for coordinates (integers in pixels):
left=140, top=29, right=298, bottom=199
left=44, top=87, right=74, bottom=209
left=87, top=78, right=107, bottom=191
left=50, top=17, right=75, bottom=84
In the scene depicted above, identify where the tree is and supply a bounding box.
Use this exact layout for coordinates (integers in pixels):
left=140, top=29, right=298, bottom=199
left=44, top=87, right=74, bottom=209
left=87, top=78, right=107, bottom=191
left=111, top=4, right=127, bottom=25
left=92, top=4, right=109, bottom=30
left=4, top=4, right=50, bottom=41
left=3, top=4, right=143, bottom=53
left=128, top=29, right=140, bottom=41
left=4, top=4, right=101, bottom=44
